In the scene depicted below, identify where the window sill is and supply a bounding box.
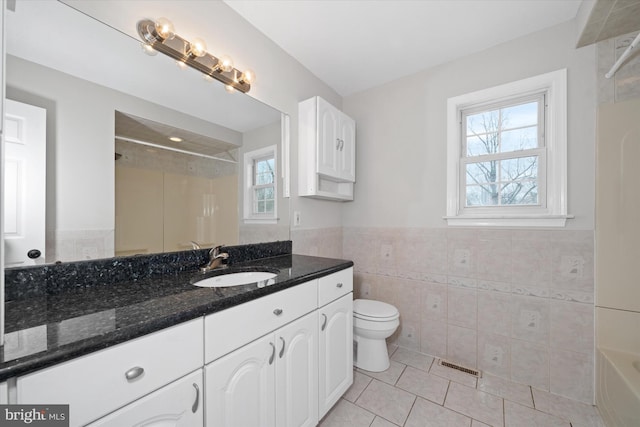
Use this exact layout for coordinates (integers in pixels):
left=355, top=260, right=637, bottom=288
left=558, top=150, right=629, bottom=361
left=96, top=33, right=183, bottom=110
left=243, top=217, right=278, bottom=225
left=443, top=214, right=574, bottom=227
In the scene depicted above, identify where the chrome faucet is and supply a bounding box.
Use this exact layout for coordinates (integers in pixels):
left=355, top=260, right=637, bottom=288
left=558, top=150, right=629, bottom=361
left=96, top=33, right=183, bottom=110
left=200, top=245, right=229, bottom=273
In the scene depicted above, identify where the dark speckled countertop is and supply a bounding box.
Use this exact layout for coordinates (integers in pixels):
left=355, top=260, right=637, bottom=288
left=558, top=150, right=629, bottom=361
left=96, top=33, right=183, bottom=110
left=0, top=244, right=353, bottom=381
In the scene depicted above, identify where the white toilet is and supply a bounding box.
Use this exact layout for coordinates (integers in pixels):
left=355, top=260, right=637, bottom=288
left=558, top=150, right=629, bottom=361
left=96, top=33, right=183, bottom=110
left=353, top=299, right=400, bottom=372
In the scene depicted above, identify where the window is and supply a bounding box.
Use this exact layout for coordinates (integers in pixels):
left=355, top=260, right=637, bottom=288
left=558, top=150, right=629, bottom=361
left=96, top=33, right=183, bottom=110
left=244, top=145, right=277, bottom=223
left=446, top=69, right=570, bottom=227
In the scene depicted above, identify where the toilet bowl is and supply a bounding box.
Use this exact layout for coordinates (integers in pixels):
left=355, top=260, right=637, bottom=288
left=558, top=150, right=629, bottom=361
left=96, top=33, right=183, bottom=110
left=353, top=299, right=400, bottom=372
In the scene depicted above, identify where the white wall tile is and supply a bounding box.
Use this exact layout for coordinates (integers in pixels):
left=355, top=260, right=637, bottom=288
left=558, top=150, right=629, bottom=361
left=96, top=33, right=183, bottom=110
left=511, top=295, right=550, bottom=345
left=420, top=319, right=447, bottom=359
left=550, top=300, right=594, bottom=354
left=478, top=332, right=511, bottom=379
left=549, top=348, right=594, bottom=404
left=447, top=325, right=477, bottom=368
left=478, top=290, right=511, bottom=336
left=448, top=287, right=477, bottom=329
left=511, top=339, right=549, bottom=390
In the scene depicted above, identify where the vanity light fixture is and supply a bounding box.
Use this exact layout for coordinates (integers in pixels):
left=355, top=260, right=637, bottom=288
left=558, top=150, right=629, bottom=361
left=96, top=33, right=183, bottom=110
left=137, top=18, right=255, bottom=93
left=169, top=136, right=183, bottom=142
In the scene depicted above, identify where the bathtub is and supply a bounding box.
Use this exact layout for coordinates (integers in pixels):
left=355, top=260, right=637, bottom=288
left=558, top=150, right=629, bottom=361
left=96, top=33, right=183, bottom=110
left=596, top=348, right=640, bottom=427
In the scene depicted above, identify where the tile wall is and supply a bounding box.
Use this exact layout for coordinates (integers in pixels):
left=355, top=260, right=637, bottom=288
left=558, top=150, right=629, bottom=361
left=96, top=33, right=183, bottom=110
left=293, top=226, right=595, bottom=404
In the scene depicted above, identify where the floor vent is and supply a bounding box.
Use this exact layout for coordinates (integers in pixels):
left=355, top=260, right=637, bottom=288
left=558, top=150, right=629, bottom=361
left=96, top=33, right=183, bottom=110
left=437, top=359, right=482, bottom=378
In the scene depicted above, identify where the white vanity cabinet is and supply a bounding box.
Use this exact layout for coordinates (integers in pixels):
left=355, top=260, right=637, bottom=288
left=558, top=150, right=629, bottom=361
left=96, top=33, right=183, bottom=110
left=204, top=267, right=354, bottom=427
left=317, top=270, right=354, bottom=419
left=16, top=318, right=203, bottom=427
left=0, top=382, right=7, bottom=404
left=87, top=370, right=203, bottom=427
left=205, top=311, right=318, bottom=427
left=299, top=96, right=356, bottom=201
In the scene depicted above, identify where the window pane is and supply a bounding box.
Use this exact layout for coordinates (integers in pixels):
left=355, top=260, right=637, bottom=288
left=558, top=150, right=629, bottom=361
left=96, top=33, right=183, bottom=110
left=466, top=134, right=498, bottom=156
left=500, top=156, right=538, bottom=181
left=257, top=201, right=265, bottom=213
left=500, top=181, right=538, bottom=205
left=255, top=158, right=275, bottom=185
left=501, top=101, right=537, bottom=130
left=466, top=110, right=499, bottom=136
left=266, top=200, right=274, bottom=213
left=466, top=161, right=498, bottom=185
left=265, top=187, right=274, bottom=200
left=466, top=184, right=499, bottom=206
left=501, top=126, right=538, bottom=152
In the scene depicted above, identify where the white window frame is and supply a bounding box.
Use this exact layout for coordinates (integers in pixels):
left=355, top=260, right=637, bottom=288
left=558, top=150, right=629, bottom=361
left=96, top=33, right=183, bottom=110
left=445, top=69, right=571, bottom=227
left=243, top=145, right=277, bottom=224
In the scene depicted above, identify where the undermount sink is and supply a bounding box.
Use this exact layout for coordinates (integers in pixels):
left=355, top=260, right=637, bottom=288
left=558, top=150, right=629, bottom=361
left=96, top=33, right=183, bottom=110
left=193, top=271, right=278, bottom=288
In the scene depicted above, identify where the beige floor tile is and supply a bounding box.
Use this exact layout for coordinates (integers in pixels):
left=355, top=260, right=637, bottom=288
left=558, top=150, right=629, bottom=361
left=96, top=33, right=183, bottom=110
left=472, top=421, right=491, bottom=427
left=532, top=388, right=604, bottom=427
left=357, top=360, right=406, bottom=385
left=356, top=379, right=416, bottom=426
left=478, top=373, right=533, bottom=407
left=396, top=366, right=450, bottom=405
left=391, top=347, right=435, bottom=372
left=318, top=399, right=375, bottom=427
left=344, top=370, right=373, bottom=403
left=444, top=382, right=504, bottom=427
left=405, top=397, right=472, bottom=427
left=429, top=360, right=478, bottom=387
left=388, top=342, right=399, bottom=357
left=504, top=400, right=570, bottom=426
left=371, top=416, right=398, bottom=427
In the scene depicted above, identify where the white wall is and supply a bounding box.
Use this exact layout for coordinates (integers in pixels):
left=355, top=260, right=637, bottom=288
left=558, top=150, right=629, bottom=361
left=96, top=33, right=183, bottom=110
left=342, top=21, right=596, bottom=229
left=338, top=21, right=599, bottom=404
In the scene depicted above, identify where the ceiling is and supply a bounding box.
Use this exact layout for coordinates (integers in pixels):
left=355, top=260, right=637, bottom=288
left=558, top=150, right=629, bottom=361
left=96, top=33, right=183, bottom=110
left=224, top=0, right=584, bottom=96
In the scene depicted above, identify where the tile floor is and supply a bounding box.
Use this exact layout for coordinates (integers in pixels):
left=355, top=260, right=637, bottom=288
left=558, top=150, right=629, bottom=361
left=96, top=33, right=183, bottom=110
left=319, top=345, right=605, bottom=427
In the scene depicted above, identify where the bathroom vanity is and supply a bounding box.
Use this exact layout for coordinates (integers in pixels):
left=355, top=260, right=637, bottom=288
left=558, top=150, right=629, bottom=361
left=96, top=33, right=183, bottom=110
left=0, top=242, right=353, bottom=427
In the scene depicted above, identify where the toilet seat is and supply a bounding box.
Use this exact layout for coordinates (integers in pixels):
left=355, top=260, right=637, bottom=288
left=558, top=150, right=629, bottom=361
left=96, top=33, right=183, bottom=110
left=353, top=299, right=399, bottom=321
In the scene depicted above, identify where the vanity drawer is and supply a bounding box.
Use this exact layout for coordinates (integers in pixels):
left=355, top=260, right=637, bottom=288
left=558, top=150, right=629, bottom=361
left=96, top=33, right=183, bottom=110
left=17, top=318, right=203, bottom=427
left=205, top=279, right=318, bottom=363
left=318, top=267, right=353, bottom=307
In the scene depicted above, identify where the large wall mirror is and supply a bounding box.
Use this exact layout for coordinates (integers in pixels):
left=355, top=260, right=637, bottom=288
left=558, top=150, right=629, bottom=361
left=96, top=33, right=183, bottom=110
left=3, top=0, right=290, bottom=267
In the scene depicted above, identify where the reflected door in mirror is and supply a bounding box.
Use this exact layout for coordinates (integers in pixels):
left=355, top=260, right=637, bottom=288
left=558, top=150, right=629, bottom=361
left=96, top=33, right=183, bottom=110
left=3, top=99, right=46, bottom=266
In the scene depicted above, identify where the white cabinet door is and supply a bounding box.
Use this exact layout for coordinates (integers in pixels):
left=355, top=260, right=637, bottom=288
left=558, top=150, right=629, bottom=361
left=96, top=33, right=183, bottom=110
left=88, top=370, right=203, bottom=427
left=337, top=115, right=356, bottom=182
left=316, top=97, right=339, bottom=178
left=318, top=294, right=353, bottom=419
left=275, top=312, right=318, bottom=427
left=205, top=334, right=276, bottom=427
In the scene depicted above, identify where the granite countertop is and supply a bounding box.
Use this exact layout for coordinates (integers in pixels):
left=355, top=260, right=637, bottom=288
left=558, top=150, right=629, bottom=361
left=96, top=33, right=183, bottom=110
left=0, top=253, right=353, bottom=381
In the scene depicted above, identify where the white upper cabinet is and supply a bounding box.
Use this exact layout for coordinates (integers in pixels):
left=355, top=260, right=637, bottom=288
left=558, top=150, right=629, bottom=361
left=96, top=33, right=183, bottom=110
left=299, top=96, right=356, bottom=201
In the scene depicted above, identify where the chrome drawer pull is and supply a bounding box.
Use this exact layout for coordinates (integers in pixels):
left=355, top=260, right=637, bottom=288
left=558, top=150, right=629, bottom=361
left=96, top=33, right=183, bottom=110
left=321, top=313, right=328, bottom=331
left=273, top=308, right=283, bottom=316
left=125, top=366, right=144, bottom=381
left=192, top=383, right=200, bottom=413
left=269, top=342, right=276, bottom=365
left=336, top=282, right=343, bottom=288
left=279, top=337, right=285, bottom=358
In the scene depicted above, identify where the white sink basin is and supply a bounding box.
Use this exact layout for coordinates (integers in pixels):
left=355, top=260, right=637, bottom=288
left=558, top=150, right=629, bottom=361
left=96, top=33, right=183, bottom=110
left=193, top=271, right=277, bottom=288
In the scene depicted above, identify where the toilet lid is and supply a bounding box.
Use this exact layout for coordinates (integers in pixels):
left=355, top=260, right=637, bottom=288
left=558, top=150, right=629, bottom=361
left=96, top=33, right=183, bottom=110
left=353, top=299, right=399, bottom=320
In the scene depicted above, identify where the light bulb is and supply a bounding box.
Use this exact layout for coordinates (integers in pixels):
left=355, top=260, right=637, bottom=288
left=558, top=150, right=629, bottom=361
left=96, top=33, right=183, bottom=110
left=188, top=38, right=207, bottom=57
left=224, top=84, right=235, bottom=93
left=176, top=60, right=188, bottom=70
left=141, top=43, right=157, bottom=56
left=203, top=74, right=214, bottom=82
left=217, top=55, right=234, bottom=73
left=155, top=17, right=175, bottom=40
left=239, top=69, right=255, bottom=84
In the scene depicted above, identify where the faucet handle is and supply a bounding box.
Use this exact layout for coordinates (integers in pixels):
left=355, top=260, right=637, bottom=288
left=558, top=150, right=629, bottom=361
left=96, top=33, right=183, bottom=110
left=209, top=245, right=226, bottom=257
left=190, top=241, right=202, bottom=250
